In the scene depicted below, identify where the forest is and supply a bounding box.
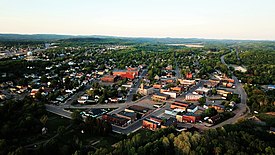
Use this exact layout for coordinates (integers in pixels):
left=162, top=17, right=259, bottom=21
left=90, top=120, right=275, bottom=155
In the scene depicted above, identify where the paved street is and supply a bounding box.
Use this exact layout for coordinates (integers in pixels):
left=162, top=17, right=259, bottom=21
left=125, top=69, right=148, bottom=103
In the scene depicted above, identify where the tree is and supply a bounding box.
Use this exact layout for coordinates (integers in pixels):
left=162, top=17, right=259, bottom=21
left=40, top=75, right=48, bottom=83
left=71, top=111, right=83, bottom=125
left=40, top=115, right=48, bottom=126
left=203, top=108, right=218, bottom=117
left=198, top=97, right=206, bottom=105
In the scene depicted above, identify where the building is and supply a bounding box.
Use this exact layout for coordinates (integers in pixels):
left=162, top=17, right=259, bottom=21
left=142, top=118, right=161, bottom=131
left=209, top=104, right=225, bottom=112
left=152, top=92, right=170, bottom=101
left=185, top=94, right=203, bottom=101
left=208, top=114, right=221, bottom=124
left=138, top=83, right=154, bottom=95
left=187, top=105, right=198, bottom=113
left=176, top=113, right=200, bottom=123
left=101, top=75, right=119, bottom=83
left=178, top=79, right=195, bottom=86
left=162, top=91, right=177, bottom=99
left=204, top=80, right=220, bottom=88
left=268, top=85, right=275, bottom=90
left=217, top=89, right=233, bottom=97
left=113, top=67, right=139, bottom=80
left=170, top=86, right=183, bottom=92
left=185, top=72, right=193, bottom=79
left=102, top=114, right=129, bottom=127
left=161, top=117, right=177, bottom=128
left=125, top=105, right=151, bottom=118
left=171, top=101, right=189, bottom=111
left=269, top=127, right=275, bottom=134
left=116, top=111, right=136, bottom=122
left=153, top=84, right=162, bottom=89
left=195, top=87, right=211, bottom=96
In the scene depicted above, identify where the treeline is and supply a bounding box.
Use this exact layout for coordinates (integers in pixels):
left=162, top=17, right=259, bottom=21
left=244, top=84, right=275, bottom=112
left=0, top=97, right=46, bottom=155
left=91, top=120, right=275, bottom=155
left=225, top=45, right=275, bottom=85
left=0, top=60, right=52, bottom=83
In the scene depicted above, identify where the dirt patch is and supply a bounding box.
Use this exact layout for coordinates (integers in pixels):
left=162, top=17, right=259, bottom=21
left=266, top=112, right=275, bottom=116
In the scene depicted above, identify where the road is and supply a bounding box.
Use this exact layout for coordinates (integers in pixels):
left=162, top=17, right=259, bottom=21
left=111, top=103, right=170, bottom=135
left=125, top=69, right=148, bottom=103
left=215, top=51, right=250, bottom=127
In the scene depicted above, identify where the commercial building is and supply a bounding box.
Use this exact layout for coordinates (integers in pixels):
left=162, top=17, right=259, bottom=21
left=185, top=94, right=203, bottom=101
left=176, top=113, right=201, bottom=123
left=102, top=114, right=129, bottom=127
left=142, top=118, right=161, bottom=131
left=171, top=101, right=189, bottom=111
left=101, top=75, right=119, bottom=83
left=113, top=67, right=139, bottom=80
left=152, top=92, right=170, bottom=101
left=116, top=111, right=136, bottom=122
left=138, top=83, right=154, bottom=95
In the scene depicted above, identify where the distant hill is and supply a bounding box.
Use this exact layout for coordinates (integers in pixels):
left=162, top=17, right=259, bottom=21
left=0, top=34, right=80, bottom=41
left=0, top=33, right=272, bottom=44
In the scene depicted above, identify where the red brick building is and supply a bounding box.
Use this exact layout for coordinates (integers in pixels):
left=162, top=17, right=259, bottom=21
left=185, top=72, right=193, bottom=79
left=113, top=68, right=138, bottom=80
left=142, top=118, right=161, bottom=131
left=101, top=75, right=119, bottom=83
left=102, top=114, right=128, bottom=127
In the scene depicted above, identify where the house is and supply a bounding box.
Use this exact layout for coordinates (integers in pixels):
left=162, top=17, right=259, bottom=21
left=269, top=127, right=275, bottom=134
left=208, top=114, right=221, bottom=124
left=170, top=86, right=183, bottom=92
left=217, top=89, right=233, bottom=97
left=165, top=65, right=173, bottom=70
left=102, top=114, right=129, bottom=127
left=204, top=80, right=220, bottom=88
left=185, top=94, right=203, bottom=101
left=30, top=89, right=39, bottom=97
left=209, top=104, right=225, bottom=112
left=101, top=75, right=119, bottom=83
left=154, top=75, right=160, bottom=80
left=82, top=108, right=107, bottom=117
left=153, top=84, right=162, bottom=89
left=138, top=83, right=154, bottom=95
left=152, top=92, right=170, bottom=101
left=185, top=72, right=193, bottom=79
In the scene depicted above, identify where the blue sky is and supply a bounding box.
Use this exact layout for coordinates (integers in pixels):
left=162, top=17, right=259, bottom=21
left=1, top=0, right=275, bottom=40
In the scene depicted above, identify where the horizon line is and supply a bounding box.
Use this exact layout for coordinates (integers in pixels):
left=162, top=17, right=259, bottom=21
left=0, top=32, right=275, bottom=42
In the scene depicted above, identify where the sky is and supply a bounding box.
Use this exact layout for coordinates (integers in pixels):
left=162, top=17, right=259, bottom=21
left=1, top=0, right=275, bottom=40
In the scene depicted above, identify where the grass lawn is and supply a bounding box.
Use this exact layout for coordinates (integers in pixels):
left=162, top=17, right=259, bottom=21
left=257, top=113, right=275, bottom=126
